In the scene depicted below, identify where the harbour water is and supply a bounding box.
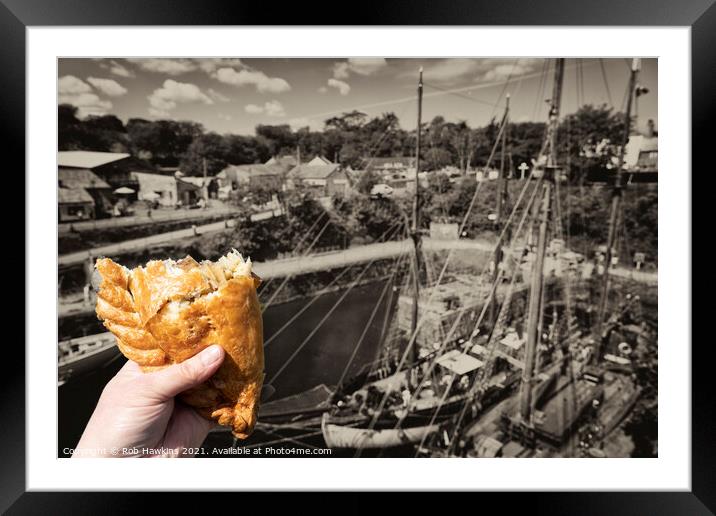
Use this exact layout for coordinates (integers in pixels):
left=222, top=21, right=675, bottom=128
left=58, top=279, right=396, bottom=456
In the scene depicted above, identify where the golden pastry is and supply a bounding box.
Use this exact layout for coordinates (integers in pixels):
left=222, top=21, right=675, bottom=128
left=94, top=250, right=264, bottom=439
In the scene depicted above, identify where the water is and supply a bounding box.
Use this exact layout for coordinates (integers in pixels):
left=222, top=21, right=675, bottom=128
left=58, top=279, right=396, bottom=456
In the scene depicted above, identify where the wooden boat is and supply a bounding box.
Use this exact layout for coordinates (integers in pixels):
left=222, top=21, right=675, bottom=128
left=321, top=413, right=439, bottom=449
left=58, top=331, right=120, bottom=386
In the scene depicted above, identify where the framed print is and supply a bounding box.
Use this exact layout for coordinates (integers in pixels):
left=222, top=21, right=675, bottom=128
left=7, top=0, right=710, bottom=511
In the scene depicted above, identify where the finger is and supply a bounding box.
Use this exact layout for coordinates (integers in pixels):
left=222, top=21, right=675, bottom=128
left=144, top=345, right=225, bottom=400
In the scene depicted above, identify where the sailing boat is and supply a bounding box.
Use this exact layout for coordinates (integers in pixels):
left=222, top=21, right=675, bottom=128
left=428, top=58, right=655, bottom=459
left=319, top=69, right=536, bottom=451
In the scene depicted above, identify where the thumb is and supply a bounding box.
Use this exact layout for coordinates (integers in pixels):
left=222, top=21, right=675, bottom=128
left=144, top=345, right=225, bottom=400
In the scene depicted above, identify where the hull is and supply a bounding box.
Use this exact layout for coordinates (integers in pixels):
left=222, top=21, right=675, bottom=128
left=58, top=332, right=120, bottom=386
left=322, top=414, right=439, bottom=449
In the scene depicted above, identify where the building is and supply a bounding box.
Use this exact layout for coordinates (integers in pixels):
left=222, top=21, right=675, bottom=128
left=58, top=187, right=95, bottom=222
left=176, top=177, right=203, bottom=206
left=130, top=172, right=177, bottom=207
left=218, top=164, right=285, bottom=194
left=624, top=135, right=658, bottom=172
left=286, top=163, right=349, bottom=197
left=362, top=157, right=416, bottom=178
left=264, top=155, right=298, bottom=171
left=58, top=151, right=156, bottom=189
left=58, top=168, right=112, bottom=216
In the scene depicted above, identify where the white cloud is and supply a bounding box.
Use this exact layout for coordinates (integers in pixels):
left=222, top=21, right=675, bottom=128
left=333, top=58, right=388, bottom=79
left=207, top=88, right=230, bottom=102
left=59, top=75, right=92, bottom=95
left=127, top=58, right=197, bottom=75
left=87, top=77, right=128, bottom=97
left=197, top=58, right=243, bottom=73
left=147, top=79, right=213, bottom=115
left=419, top=58, right=541, bottom=85
left=58, top=76, right=112, bottom=117
left=244, top=100, right=285, bottom=117
left=59, top=92, right=113, bottom=117
left=214, top=67, right=291, bottom=94
left=149, top=107, right=172, bottom=118
left=264, top=100, right=285, bottom=117
left=346, top=58, right=388, bottom=75
left=100, top=60, right=135, bottom=78
left=218, top=113, right=232, bottom=121
left=327, top=78, right=351, bottom=96
left=244, top=104, right=264, bottom=114
left=318, top=86, right=328, bottom=94
left=482, top=60, right=538, bottom=81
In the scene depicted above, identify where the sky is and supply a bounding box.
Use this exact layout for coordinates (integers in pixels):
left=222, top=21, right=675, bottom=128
left=58, top=57, right=658, bottom=136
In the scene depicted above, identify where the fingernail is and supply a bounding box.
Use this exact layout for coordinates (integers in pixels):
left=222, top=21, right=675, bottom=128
left=201, top=345, right=223, bottom=366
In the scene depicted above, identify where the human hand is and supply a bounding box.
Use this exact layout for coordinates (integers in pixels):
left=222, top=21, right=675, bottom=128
left=73, top=345, right=225, bottom=458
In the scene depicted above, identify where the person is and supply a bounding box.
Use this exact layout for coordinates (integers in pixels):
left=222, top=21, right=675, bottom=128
left=72, top=345, right=225, bottom=458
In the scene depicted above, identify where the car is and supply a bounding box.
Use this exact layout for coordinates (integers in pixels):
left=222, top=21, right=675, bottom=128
left=370, top=183, right=394, bottom=198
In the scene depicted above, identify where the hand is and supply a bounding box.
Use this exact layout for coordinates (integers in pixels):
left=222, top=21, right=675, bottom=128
left=73, top=345, right=225, bottom=458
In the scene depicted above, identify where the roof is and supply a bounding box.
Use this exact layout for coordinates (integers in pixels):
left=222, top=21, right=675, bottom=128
left=363, top=156, right=416, bottom=169
left=499, top=332, right=525, bottom=351
left=58, top=168, right=110, bottom=189
left=265, top=155, right=298, bottom=168
left=222, top=164, right=284, bottom=181
left=435, top=349, right=484, bottom=375
left=130, top=171, right=176, bottom=190
left=305, top=155, right=333, bottom=166
left=58, top=187, right=94, bottom=204
left=623, top=135, right=657, bottom=169
left=289, top=164, right=342, bottom=180
left=58, top=151, right=130, bottom=169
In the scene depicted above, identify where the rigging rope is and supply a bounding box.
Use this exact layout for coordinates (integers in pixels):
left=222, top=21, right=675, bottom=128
left=267, top=223, right=406, bottom=385
left=335, top=251, right=410, bottom=390
left=354, top=170, right=538, bottom=457
left=263, top=220, right=405, bottom=348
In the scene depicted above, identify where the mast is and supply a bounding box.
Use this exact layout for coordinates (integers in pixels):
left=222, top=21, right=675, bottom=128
left=519, top=58, right=564, bottom=423
left=408, top=67, right=424, bottom=371
left=594, top=58, right=640, bottom=361
left=490, top=94, right=510, bottom=326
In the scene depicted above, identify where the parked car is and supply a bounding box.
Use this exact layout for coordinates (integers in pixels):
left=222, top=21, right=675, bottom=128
left=370, top=183, right=394, bottom=198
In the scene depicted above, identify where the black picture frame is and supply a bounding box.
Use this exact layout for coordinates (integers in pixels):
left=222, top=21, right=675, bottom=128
left=8, top=0, right=709, bottom=511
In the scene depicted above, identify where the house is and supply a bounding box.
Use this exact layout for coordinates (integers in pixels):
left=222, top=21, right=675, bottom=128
left=286, top=163, right=349, bottom=197
left=58, top=168, right=112, bottom=217
left=130, top=172, right=177, bottom=207
left=58, top=187, right=95, bottom=222
left=178, top=175, right=220, bottom=200
left=624, top=135, right=657, bottom=172
left=58, top=150, right=156, bottom=189
left=305, top=155, right=333, bottom=167
left=218, top=164, right=285, bottom=194
left=176, top=177, right=203, bottom=206
left=362, top=157, right=416, bottom=179
left=264, top=155, right=298, bottom=171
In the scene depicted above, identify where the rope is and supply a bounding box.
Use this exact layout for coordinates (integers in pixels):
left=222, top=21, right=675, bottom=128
left=353, top=169, right=538, bottom=457
left=261, top=101, right=411, bottom=312
left=412, top=178, right=542, bottom=453
left=263, top=220, right=405, bottom=348
left=598, top=59, right=614, bottom=107
left=335, top=251, right=410, bottom=389
left=267, top=223, right=406, bottom=384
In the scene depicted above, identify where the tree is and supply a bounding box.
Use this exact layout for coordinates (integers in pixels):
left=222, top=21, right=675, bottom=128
left=179, top=132, right=231, bottom=176
left=126, top=119, right=203, bottom=166
left=355, top=169, right=382, bottom=195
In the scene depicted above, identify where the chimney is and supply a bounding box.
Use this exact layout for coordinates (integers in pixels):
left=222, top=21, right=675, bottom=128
left=646, top=119, right=655, bottom=138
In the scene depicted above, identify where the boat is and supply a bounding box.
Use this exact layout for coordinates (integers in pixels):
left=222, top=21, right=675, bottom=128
left=321, top=413, right=439, bottom=449
left=58, top=331, right=120, bottom=386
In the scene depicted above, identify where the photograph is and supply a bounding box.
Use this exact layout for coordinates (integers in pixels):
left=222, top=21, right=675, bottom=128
left=56, top=56, right=658, bottom=460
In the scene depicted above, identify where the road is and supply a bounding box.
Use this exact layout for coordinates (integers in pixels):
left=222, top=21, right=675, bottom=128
left=58, top=205, right=239, bottom=234
left=58, top=218, right=240, bottom=267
